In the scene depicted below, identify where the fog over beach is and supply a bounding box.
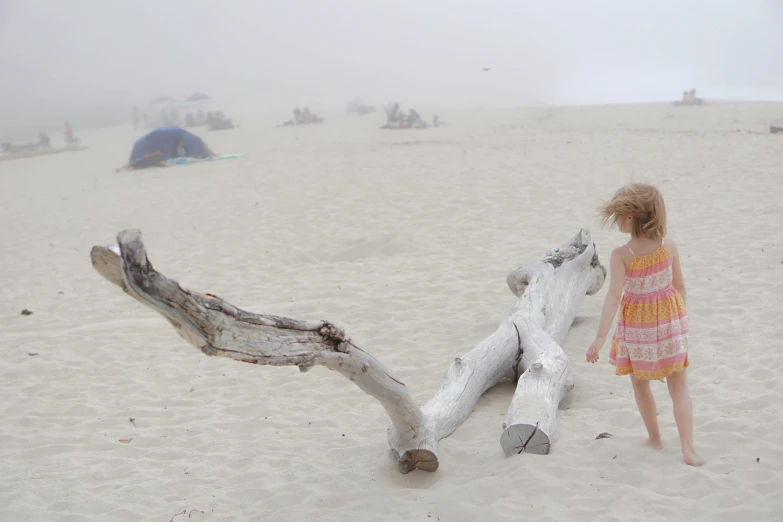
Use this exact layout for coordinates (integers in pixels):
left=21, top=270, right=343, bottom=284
left=1, top=1, right=782, bottom=521
left=3, top=0, right=783, bottom=136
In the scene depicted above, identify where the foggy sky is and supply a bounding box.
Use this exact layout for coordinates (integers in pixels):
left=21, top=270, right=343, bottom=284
left=3, top=0, right=783, bottom=136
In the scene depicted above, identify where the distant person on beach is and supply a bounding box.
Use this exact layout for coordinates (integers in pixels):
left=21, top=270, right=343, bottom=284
left=64, top=122, right=80, bottom=145
left=397, top=109, right=408, bottom=127
left=38, top=131, right=51, bottom=148
left=173, top=139, right=187, bottom=159
left=586, top=183, right=704, bottom=467
left=387, top=103, right=401, bottom=122
left=688, top=89, right=703, bottom=104
left=206, top=111, right=234, bottom=131
left=407, top=108, right=423, bottom=127
left=678, top=89, right=703, bottom=106
left=131, top=149, right=165, bottom=169
left=289, top=107, right=320, bottom=125
left=302, top=107, right=313, bottom=124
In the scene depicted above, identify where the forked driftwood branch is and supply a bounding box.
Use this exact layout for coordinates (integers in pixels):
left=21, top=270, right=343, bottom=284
left=91, top=229, right=605, bottom=473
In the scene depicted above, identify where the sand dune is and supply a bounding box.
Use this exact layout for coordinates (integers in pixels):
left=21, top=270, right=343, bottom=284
left=1, top=102, right=781, bottom=521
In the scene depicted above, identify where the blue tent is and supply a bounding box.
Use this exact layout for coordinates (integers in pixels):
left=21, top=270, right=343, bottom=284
left=129, top=127, right=213, bottom=169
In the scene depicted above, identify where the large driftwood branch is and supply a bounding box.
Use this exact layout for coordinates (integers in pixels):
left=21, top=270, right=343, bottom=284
left=501, top=231, right=606, bottom=455
left=91, top=231, right=429, bottom=470
left=91, top=229, right=604, bottom=473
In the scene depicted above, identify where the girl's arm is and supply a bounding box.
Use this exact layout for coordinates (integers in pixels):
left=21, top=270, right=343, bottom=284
left=586, top=248, right=626, bottom=363
left=668, top=239, right=686, bottom=306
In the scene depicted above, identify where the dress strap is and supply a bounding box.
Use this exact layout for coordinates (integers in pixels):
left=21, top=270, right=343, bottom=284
left=661, top=237, right=666, bottom=247
left=625, top=244, right=636, bottom=256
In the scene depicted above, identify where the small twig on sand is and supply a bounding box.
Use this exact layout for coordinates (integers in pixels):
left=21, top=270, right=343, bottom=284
left=168, top=508, right=206, bottom=521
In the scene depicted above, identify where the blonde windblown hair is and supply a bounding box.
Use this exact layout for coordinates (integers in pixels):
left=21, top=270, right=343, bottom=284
left=600, top=183, right=667, bottom=238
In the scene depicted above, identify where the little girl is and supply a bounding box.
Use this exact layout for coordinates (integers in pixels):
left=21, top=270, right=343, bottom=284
left=586, top=183, right=705, bottom=466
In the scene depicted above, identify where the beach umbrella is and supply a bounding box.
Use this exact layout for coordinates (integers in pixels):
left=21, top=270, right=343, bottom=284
left=128, top=127, right=214, bottom=169
left=185, top=93, right=210, bottom=103
left=150, top=96, right=176, bottom=104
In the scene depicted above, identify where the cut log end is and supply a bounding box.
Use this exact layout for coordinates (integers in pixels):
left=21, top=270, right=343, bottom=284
left=90, top=246, right=125, bottom=289
left=397, top=449, right=439, bottom=474
left=500, top=424, right=551, bottom=456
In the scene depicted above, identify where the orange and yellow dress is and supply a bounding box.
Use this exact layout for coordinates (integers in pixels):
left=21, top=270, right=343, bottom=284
left=609, top=240, right=689, bottom=380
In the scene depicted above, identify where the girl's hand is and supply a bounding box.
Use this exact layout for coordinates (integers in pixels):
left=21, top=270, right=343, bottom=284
left=586, top=337, right=605, bottom=363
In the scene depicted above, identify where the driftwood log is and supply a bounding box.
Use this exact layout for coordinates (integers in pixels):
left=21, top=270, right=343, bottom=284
left=91, top=229, right=605, bottom=473
left=501, top=235, right=606, bottom=455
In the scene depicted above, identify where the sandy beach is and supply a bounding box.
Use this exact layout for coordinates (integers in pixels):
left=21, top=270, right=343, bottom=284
left=1, top=102, right=782, bottom=521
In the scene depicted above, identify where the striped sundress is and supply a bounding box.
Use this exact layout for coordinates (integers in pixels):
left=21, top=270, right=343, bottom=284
left=609, top=239, right=689, bottom=380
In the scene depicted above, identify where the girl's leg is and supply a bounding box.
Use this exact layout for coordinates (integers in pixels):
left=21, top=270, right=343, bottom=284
left=666, top=369, right=705, bottom=466
left=630, top=375, right=663, bottom=449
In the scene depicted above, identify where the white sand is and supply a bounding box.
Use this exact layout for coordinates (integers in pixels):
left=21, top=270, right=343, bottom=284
left=1, top=103, right=782, bottom=521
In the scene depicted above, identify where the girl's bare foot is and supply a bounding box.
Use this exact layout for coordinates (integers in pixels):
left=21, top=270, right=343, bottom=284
left=646, top=438, right=664, bottom=450
left=682, top=448, right=705, bottom=466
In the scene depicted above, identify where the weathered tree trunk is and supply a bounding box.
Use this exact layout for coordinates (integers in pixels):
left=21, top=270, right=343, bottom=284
left=500, top=231, right=606, bottom=456
left=389, top=319, right=520, bottom=471
left=91, top=229, right=604, bottom=473
left=91, top=233, right=431, bottom=470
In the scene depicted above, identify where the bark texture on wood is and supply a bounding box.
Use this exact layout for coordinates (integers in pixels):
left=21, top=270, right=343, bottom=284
left=389, top=318, right=519, bottom=472
left=91, top=231, right=428, bottom=471
left=91, top=229, right=604, bottom=473
left=501, top=229, right=606, bottom=456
